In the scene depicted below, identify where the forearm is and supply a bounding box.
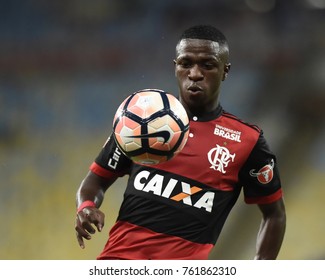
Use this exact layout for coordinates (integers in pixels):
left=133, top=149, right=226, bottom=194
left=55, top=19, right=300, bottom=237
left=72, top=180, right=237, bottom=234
left=255, top=215, right=286, bottom=260
left=76, top=182, right=104, bottom=208
left=76, top=171, right=116, bottom=208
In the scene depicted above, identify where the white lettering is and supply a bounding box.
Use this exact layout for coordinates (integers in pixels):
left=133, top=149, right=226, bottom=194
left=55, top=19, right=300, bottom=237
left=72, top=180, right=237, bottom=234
left=134, top=170, right=150, bottom=190
left=161, top=178, right=178, bottom=198
left=133, top=170, right=216, bottom=213
left=194, top=192, right=215, bottom=212
left=214, top=125, right=241, bottom=142
left=108, top=148, right=122, bottom=169
left=108, top=158, right=117, bottom=169
left=143, top=174, right=164, bottom=195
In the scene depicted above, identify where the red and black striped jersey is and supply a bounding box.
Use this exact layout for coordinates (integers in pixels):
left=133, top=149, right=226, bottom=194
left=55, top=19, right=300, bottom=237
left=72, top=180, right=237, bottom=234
left=90, top=105, right=283, bottom=260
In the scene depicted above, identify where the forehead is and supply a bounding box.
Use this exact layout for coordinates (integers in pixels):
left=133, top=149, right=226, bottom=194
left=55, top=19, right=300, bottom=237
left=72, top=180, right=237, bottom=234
left=176, top=38, right=222, bottom=59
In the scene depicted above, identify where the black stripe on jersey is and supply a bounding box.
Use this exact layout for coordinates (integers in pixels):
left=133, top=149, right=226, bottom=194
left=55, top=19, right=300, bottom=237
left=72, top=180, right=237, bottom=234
left=116, top=164, right=242, bottom=244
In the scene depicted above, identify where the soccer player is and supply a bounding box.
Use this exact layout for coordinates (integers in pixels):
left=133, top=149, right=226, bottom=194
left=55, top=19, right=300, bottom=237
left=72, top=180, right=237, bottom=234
left=74, top=25, right=286, bottom=260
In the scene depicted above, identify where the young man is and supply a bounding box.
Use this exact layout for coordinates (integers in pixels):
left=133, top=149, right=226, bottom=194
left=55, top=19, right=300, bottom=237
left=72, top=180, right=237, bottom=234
left=74, top=25, right=286, bottom=260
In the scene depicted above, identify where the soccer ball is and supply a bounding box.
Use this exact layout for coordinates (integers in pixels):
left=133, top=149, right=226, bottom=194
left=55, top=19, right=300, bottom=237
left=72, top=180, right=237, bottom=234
left=112, top=89, right=189, bottom=165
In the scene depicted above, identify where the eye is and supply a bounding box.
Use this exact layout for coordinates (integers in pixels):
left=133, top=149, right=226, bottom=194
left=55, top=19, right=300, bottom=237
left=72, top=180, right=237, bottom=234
left=201, top=61, right=217, bottom=70
left=176, top=59, right=192, bottom=69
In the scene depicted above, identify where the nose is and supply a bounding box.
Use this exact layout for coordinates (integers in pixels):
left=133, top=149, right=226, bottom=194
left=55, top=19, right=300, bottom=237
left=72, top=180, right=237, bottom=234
left=188, top=64, right=204, bottom=81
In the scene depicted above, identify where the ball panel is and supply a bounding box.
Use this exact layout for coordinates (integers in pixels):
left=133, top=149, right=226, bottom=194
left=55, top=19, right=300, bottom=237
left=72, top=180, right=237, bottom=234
left=167, top=94, right=189, bottom=125
left=127, top=91, right=165, bottom=119
left=174, top=129, right=189, bottom=154
left=113, top=97, right=129, bottom=125
left=124, top=141, right=142, bottom=153
left=132, top=153, right=169, bottom=165
left=114, top=117, right=142, bottom=152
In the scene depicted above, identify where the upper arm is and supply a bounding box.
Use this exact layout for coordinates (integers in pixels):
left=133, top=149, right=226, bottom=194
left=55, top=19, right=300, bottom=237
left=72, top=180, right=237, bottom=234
left=239, top=132, right=283, bottom=204
left=83, top=170, right=118, bottom=193
left=258, top=198, right=286, bottom=220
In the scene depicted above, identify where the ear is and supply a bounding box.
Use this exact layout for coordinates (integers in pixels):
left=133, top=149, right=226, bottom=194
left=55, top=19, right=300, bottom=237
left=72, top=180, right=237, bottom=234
left=222, top=63, right=231, bottom=81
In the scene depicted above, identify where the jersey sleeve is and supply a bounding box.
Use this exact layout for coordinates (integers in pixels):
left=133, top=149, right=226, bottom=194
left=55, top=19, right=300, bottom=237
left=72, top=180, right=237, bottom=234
left=89, top=133, right=132, bottom=179
left=238, top=131, right=283, bottom=204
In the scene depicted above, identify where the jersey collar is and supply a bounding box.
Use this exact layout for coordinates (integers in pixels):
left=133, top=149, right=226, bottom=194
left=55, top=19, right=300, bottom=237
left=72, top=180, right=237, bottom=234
left=187, top=104, right=223, bottom=122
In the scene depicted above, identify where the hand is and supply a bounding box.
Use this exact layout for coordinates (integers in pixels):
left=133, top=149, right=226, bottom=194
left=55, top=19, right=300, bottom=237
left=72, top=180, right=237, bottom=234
left=75, top=207, right=105, bottom=249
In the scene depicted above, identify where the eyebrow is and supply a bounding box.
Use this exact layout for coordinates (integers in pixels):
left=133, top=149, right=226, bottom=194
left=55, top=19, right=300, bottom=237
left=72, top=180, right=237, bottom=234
left=175, top=54, right=221, bottom=63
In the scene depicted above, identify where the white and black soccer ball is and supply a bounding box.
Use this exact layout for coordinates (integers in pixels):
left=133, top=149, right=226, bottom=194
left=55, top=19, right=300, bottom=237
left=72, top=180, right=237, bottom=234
left=112, top=89, right=189, bottom=165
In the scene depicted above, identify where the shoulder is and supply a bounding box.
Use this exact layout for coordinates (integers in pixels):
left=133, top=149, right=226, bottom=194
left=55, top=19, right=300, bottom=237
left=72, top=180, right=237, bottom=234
left=221, top=109, right=261, bottom=134
left=217, top=109, right=262, bottom=146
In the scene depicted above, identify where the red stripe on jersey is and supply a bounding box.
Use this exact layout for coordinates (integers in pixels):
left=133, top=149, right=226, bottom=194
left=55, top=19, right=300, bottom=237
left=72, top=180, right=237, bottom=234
left=244, top=188, right=283, bottom=204
left=90, top=162, right=121, bottom=179
left=97, top=221, right=214, bottom=260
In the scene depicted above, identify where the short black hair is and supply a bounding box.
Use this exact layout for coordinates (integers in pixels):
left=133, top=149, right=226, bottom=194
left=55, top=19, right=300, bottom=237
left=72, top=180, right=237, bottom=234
left=179, top=25, right=228, bottom=45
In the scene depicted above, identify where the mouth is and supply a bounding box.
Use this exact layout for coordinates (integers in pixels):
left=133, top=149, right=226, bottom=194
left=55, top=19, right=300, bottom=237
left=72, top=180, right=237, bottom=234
left=187, top=84, right=203, bottom=94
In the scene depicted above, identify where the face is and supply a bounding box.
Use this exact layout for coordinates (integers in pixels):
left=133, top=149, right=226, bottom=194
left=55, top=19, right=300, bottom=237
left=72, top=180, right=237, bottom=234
left=174, top=38, right=230, bottom=115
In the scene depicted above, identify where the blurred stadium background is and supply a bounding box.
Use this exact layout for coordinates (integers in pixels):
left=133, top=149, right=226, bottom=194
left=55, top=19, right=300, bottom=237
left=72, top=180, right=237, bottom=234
left=0, top=0, right=324, bottom=260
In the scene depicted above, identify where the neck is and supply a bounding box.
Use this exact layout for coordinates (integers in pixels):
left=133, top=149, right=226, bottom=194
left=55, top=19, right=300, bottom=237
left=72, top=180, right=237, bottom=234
left=181, top=99, right=220, bottom=117
left=185, top=104, right=223, bottom=121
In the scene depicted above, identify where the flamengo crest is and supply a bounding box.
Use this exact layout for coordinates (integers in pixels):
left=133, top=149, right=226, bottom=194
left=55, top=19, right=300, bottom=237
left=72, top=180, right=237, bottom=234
left=208, top=144, right=236, bottom=173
